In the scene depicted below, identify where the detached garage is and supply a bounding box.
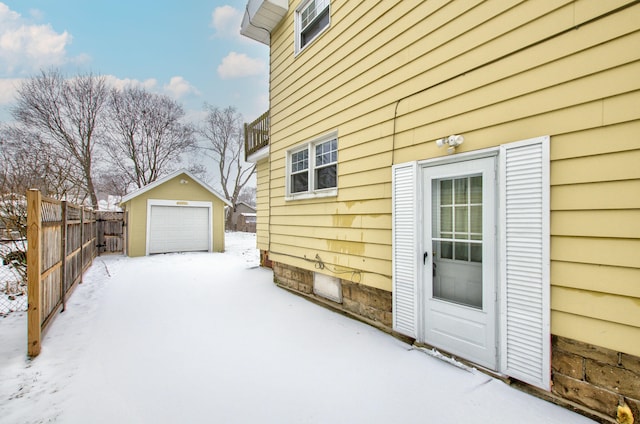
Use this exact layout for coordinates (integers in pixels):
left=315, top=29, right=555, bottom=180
left=119, top=170, right=231, bottom=257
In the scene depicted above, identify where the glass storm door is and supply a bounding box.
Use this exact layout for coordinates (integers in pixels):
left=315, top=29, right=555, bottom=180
left=422, top=156, right=497, bottom=369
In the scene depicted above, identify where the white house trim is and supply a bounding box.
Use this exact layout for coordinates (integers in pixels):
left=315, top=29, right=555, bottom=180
left=392, top=161, right=419, bottom=338
left=392, top=137, right=550, bottom=390
left=499, top=135, right=551, bottom=390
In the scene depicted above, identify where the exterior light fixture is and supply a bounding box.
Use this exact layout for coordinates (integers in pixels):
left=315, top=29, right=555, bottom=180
left=436, top=134, right=464, bottom=154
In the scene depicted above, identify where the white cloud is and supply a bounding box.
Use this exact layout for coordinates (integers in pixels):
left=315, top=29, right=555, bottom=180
left=211, top=5, right=242, bottom=38
left=163, top=76, right=200, bottom=99
left=0, top=3, right=18, bottom=21
left=0, top=3, right=73, bottom=74
left=103, top=75, right=199, bottom=100
left=104, top=75, right=158, bottom=91
left=217, top=52, right=266, bottom=80
left=0, top=78, right=22, bottom=105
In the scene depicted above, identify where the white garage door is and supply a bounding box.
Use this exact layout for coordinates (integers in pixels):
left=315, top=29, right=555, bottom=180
left=148, top=205, right=210, bottom=254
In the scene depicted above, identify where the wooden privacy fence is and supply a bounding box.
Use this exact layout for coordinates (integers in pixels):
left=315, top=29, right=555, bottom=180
left=27, top=189, right=99, bottom=357
left=96, top=211, right=126, bottom=255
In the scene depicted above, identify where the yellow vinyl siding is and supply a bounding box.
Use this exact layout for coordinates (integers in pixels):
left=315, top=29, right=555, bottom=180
left=552, top=311, right=640, bottom=357
left=551, top=237, right=640, bottom=269
left=552, top=150, right=640, bottom=185
left=551, top=121, right=640, bottom=160
left=552, top=180, right=640, bottom=210
left=553, top=262, right=640, bottom=298
left=271, top=225, right=390, bottom=255
left=271, top=1, right=637, bottom=140
left=267, top=0, right=640, bottom=353
left=552, top=287, right=639, bottom=329
left=270, top=198, right=390, bottom=217
left=256, top=159, right=270, bottom=251
left=272, top=11, right=639, bottom=153
left=551, top=210, right=640, bottom=239
left=332, top=168, right=390, bottom=190
left=270, top=214, right=390, bottom=230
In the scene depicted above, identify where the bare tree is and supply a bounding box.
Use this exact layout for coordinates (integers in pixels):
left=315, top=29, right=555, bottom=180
left=200, top=105, right=255, bottom=225
left=184, top=161, right=209, bottom=182
left=0, top=125, right=84, bottom=200
left=11, top=69, right=108, bottom=208
left=0, top=125, right=81, bottom=287
left=104, top=87, right=197, bottom=191
left=237, top=186, right=256, bottom=206
left=94, top=170, right=131, bottom=199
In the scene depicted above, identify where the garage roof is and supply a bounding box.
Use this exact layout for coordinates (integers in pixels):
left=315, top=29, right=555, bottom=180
left=120, top=169, right=232, bottom=206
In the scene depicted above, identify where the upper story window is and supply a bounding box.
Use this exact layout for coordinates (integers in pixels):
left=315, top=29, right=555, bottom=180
left=295, top=0, right=330, bottom=54
left=287, top=133, right=338, bottom=200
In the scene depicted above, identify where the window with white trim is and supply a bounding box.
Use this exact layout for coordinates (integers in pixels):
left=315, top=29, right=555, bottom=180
left=287, top=135, right=337, bottom=199
left=295, top=0, right=330, bottom=53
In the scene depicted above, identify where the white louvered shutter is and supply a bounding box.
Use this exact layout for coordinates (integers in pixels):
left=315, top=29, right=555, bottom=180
left=499, top=136, right=550, bottom=390
left=392, top=162, right=418, bottom=338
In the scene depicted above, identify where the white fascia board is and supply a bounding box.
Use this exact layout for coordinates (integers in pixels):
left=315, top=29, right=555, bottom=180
left=120, top=169, right=231, bottom=207
left=246, top=145, right=270, bottom=163
left=240, top=0, right=288, bottom=45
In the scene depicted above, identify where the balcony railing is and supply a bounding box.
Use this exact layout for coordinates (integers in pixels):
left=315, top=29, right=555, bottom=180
left=244, top=110, right=269, bottom=161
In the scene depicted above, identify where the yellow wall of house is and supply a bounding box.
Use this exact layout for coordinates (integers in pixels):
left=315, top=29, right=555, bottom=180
left=267, top=0, right=640, bottom=355
left=256, top=158, right=270, bottom=251
left=120, top=173, right=227, bottom=257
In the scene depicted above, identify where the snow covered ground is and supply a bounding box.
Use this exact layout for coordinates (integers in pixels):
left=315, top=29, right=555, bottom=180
left=0, top=232, right=594, bottom=423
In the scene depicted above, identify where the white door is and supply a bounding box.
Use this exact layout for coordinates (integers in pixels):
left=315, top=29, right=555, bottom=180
left=422, top=156, right=497, bottom=369
left=148, top=205, right=210, bottom=254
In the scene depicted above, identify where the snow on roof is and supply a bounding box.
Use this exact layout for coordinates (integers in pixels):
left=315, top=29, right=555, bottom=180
left=98, top=195, right=122, bottom=212
left=237, top=202, right=256, bottom=211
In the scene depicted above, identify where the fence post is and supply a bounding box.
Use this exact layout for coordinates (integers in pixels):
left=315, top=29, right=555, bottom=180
left=124, top=211, right=128, bottom=256
left=92, top=210, right=97, bottom=262
left=60, top=201, right=67, bottom=312
left=95, top=210, right=99, bottom=258
left=27, top=189, right=42, bottom=357
left=80, top=207, right=84, bottom=283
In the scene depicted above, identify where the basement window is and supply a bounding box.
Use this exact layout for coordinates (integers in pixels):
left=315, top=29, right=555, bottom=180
left=313, top=272, right=342, bottom=303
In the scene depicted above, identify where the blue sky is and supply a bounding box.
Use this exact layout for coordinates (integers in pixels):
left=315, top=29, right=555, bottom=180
left=0, top=0, right=270, bottom=123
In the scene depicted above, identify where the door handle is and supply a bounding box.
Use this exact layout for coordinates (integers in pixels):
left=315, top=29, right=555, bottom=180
left=423, top=251, right=428, bottom=264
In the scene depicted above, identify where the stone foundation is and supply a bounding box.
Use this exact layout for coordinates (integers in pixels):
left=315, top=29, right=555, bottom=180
left=341, top=280, right=392, bottom=327
left=551, top=336, right=640, bottom=423
left=272, top=261, right=314, bottom=295
left=272, top=261, right=392, bottom=328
